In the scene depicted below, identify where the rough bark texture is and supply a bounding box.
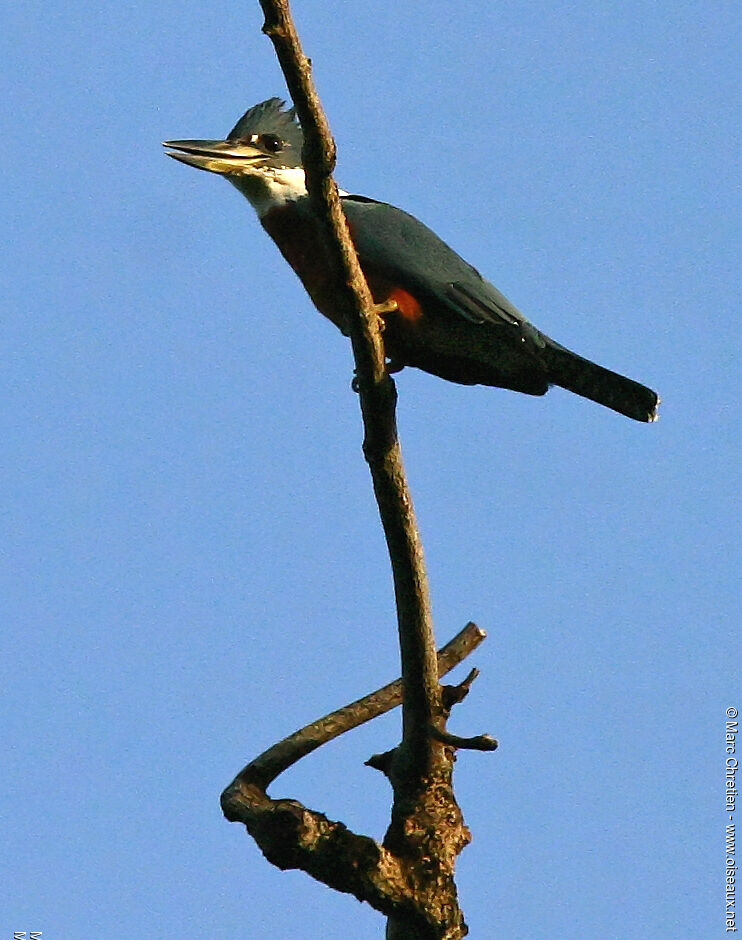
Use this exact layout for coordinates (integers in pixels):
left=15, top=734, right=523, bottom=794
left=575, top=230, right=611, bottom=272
left=221, top=627, right=487, bottom=933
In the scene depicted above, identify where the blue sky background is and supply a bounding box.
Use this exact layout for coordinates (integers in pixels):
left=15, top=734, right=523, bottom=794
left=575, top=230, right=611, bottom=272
left=3, top=1, right=739, bottom=937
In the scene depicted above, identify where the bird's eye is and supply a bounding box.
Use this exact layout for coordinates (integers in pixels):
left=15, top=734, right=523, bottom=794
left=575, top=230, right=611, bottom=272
left=259, top=134, right=283, bottom=153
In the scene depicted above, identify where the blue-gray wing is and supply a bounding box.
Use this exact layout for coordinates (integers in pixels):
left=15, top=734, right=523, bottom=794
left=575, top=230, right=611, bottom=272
left=340, top=196, right=659, bottom=422
left=342, top=194, right=543, bottom=345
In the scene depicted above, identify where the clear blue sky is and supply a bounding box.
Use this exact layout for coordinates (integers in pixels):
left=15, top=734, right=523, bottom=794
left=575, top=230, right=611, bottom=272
left=3, top=1, right=739, bottom=937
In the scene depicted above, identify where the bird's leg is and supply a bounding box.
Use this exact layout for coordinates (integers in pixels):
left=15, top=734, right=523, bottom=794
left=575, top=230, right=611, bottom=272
left=373, top=298, right=399, bottom=318
left=374, top=300, right=406, bottom=374
left=350, top=299, right=401, bottom=391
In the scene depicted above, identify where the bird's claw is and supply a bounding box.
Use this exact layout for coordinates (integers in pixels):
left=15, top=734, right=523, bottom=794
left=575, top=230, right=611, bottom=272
left=351, top=359, right=403, bottom=391
left=374, top=299, right=399, bottom=319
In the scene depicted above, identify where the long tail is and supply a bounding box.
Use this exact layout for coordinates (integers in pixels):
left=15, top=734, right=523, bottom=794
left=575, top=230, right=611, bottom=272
left=541, top=339, right=660, bottom=422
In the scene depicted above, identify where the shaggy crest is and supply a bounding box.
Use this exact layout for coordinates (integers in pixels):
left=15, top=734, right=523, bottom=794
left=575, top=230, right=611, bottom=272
left=226, top=98, right=304, bottom=167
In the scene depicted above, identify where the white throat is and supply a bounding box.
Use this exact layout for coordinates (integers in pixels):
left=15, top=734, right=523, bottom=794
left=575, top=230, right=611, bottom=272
left=230, top=166, right=307, bottom=217
left=229, top=165, right=349, bottom=218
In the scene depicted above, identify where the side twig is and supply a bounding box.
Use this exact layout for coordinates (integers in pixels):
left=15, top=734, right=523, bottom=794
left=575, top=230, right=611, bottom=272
left=223, top=622, right=485, bottom=797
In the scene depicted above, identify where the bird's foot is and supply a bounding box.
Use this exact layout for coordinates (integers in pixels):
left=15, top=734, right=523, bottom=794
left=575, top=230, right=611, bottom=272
left=373, top=299, right=399, bottom=319
left=351, top=359, right=403, bottom=392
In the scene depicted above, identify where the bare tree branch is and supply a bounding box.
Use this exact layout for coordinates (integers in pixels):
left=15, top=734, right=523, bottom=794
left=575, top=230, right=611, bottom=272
left=219, top=4, right=496, bottom=935
left=429, top=727, right=499, bottom=752
left=257, top=0, right=442, bottom=779
left=222, top=784, right=411, bottom=916
left=222, top=622, right=486, bottom=797
left=219, top=626, right=486, bottom=923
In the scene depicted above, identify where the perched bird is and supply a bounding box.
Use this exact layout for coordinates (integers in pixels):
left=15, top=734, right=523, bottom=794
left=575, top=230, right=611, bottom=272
left=164, top=98, right=659, bottom=422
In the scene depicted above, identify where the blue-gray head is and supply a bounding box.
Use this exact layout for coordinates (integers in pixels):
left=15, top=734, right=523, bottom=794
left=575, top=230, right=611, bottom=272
left=163, top=98, right=310, bottom=215
left=226, top=97, right=304, bottom=164
left=164, top=98, right=304, bottom=173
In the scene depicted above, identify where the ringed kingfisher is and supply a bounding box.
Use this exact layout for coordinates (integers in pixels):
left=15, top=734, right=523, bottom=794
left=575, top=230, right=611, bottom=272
left=164, top=98, right=659, bottom=423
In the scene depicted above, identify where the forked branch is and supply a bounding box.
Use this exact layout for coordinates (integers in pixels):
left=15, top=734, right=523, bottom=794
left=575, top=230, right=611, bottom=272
left=220, top=625, right=486, bottom=921
left=222, top=622, right=486, bottom=799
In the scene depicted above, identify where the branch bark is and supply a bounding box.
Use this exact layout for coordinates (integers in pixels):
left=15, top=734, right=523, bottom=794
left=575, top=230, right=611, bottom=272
left=223, top=622, right=486, bottom=795
left=257, top=0, right=442, bottom=777
left=221, top=4, right=497, bottom=936
left=220, top=626, right=486, bottom=924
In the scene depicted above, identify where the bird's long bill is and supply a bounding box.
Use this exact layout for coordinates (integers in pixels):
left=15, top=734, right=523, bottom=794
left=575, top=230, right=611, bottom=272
left=162, top=139, right=265, bottom=175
